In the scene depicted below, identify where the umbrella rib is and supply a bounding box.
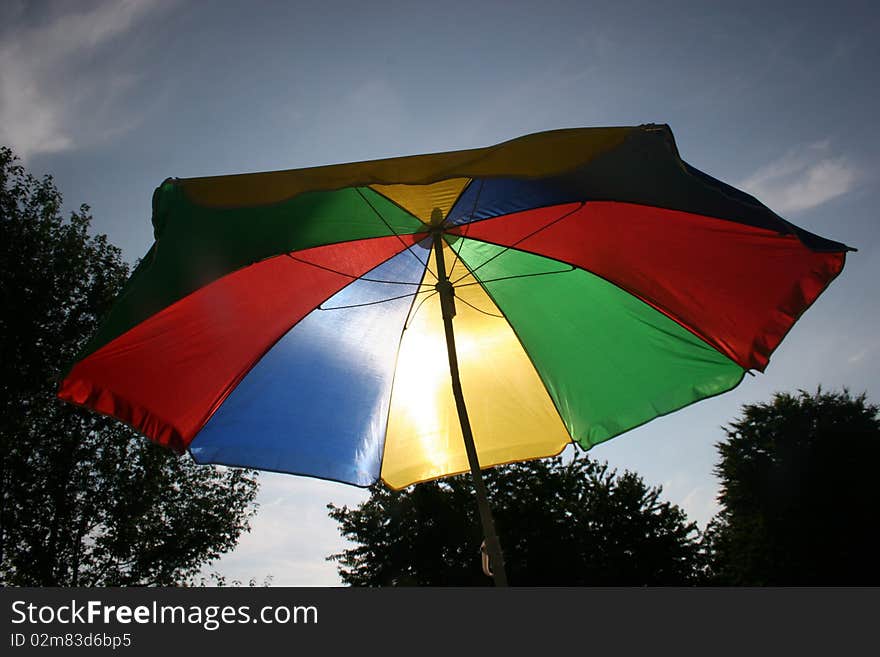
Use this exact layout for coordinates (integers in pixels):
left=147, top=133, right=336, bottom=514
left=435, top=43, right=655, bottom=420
left=318, top=288, right=435, bottom=311
left=285, top=252, right=423, bottom=286
left=453, top=266, right=576, bottom=287
left=455, top=294, right=504, bottom=318
left=449, top=201, right=586, bottom=286
left=445, top=178, right=485, bottom=275
left=404, top=289, right=439, bottom=330
left=355, top=188, right=438, bottom=281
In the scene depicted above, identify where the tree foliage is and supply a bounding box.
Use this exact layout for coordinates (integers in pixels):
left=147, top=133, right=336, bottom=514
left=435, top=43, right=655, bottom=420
left=703, top=389, right=880, bottom=585
left=0, top=146, right=259, bottom=586
left=329, top=453, right=703, bottom=586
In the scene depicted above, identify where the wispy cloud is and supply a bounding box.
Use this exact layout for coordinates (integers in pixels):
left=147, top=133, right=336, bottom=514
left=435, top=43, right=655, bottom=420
left=848, top=349, right=868, bottom=364
left=739, top=141, right=860, bottom=214
left=680, top=486, right=720, bottom=528
left=0, top=0, right=174, bottom=159
left=208, top=474, right=368, bottom=586
left=847, top=338, right=878, bottom=365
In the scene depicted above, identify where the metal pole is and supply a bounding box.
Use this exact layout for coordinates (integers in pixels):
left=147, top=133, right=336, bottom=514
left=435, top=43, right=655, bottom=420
left=431, top=228, right=509, bottom=587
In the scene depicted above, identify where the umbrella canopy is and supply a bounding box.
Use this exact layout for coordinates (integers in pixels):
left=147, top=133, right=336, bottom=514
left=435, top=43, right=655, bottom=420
left=59, top=124, right=850, bottom=501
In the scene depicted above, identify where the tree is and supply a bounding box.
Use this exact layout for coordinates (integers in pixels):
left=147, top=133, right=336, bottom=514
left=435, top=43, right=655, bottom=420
left=703, top=389, right=880, bottom=585
left=328, top=454, right=703, bottom=586
left=0, top=146, right=259, bottom=586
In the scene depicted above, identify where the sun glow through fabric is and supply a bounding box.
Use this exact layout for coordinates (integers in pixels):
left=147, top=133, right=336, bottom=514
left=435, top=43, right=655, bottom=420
left=189, top=247, right=430, bottom=485
left=380, top=243, right=571, bottom=489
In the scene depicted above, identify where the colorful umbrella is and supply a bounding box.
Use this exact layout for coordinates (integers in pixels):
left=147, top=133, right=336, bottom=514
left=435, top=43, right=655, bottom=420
left=58, top=125, right=851, bottom=585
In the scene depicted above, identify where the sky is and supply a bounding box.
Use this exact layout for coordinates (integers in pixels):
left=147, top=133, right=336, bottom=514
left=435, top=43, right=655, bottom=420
left=2, top=0, right=878, bottom=585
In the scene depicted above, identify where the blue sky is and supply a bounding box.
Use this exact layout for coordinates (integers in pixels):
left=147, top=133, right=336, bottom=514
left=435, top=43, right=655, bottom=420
left=2, top=0, right=877, bottom=585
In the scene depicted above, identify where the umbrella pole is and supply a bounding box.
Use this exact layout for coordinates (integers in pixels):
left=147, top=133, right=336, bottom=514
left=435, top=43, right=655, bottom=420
left=432, top=229, right=509, bottom=587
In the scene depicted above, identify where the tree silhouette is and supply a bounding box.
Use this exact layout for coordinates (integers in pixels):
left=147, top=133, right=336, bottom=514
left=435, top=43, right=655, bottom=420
left=0, top=146, right=259, bottom=585
left=329, top=453, right=703, bottom=586
left=703, top=389, right=880, bottom=585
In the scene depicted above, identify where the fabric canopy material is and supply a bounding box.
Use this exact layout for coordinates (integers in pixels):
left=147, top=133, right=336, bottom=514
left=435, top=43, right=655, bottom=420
left=58, top=124, right=851, bottom=490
